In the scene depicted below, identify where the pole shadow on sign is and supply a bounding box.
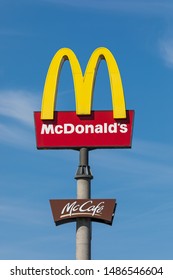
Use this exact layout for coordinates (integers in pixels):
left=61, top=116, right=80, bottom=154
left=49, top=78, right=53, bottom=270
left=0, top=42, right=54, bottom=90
left=34, top=47, right=134, bottom=260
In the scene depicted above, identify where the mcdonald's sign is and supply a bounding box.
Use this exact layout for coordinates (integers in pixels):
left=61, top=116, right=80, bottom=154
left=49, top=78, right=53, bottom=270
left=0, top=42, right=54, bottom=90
left=34, top=47, right=134, bottom=149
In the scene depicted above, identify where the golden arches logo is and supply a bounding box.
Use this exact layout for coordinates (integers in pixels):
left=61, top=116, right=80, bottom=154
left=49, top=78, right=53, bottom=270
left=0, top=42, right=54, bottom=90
left=41, top=47, right=126, bottom=120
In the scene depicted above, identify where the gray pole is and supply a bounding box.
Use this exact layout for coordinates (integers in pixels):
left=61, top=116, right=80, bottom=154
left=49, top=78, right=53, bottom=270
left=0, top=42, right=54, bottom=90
left=75, top=147, right=93, bottom=260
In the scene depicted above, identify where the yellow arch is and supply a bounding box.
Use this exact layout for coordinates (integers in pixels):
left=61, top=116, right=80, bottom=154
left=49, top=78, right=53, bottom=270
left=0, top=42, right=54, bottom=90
left=41, top=47, right=126, bottom=119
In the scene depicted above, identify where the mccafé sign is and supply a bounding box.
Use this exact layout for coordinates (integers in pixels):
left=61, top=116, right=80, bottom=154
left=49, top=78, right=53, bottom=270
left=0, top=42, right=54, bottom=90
left=50, top=199, right=116, bottom=226
left=34, top=47, right=134, bottom=149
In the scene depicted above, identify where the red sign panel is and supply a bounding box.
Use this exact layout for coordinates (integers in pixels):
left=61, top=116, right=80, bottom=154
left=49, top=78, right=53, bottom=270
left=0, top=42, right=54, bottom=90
left=34, top=110, right=134, bottom=149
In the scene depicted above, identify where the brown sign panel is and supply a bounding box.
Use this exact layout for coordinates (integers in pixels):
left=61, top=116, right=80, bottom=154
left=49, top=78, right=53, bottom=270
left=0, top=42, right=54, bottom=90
left=50, top=199, right=116, bottom=226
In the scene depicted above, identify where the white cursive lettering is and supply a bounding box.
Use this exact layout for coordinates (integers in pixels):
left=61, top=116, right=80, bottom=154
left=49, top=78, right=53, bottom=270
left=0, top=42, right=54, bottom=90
left=61, top=200, right=105, bottom=217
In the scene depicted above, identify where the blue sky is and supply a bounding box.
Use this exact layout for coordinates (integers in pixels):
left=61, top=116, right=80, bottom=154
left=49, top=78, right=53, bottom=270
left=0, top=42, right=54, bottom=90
left=0, top=0, right=173, bottom=260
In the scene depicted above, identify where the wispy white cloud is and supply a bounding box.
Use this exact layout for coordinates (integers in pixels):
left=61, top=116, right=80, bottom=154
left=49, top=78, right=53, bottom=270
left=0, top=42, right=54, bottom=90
left=0, top=90, right=40, bottom=148
left=2, top=0, right=173, bottom=18
left=0, top=28, right=25, bottom=37
left=0, top=198, right=49, bottom=226
left=0, top=90, right=40, bottom=127
left=92, top=139, right=173, bottom=188
left=0, top=123, right=34, bottom=148
left=45, top=0, right=173, bottom=16
left=159, top=39, right=173, bottom=67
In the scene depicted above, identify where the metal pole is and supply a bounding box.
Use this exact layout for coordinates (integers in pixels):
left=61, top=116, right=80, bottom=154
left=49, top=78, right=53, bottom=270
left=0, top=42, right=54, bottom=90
left=75, top=147, right=93, bottom=260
